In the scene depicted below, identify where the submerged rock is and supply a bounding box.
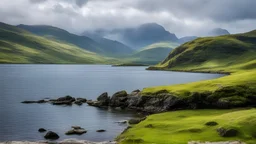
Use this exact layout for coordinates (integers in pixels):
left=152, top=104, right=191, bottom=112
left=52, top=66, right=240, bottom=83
left=44, top=131, right=59, bottom=140
left=96, top=129, right=106, bottom=132
left=65, top=126, right=87, bottom=135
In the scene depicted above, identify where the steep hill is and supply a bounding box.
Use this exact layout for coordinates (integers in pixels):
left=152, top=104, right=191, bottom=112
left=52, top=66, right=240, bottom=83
left=157, top=30, right=256, bottom=72
left=83, top=33, right=134, bottom=56
left=0, top=22, right=116, bottom=64
left=17, top=24, right=133, bottom=56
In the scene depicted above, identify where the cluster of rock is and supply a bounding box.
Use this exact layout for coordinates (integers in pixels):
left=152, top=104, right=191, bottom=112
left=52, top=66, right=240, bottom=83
left=38, top=126, right=106, bottom=140
left=87, top=85, right=256, bottom=113
left=0, top=140, right=116, bottom=144
left=22, top=96, right=87, bottom=106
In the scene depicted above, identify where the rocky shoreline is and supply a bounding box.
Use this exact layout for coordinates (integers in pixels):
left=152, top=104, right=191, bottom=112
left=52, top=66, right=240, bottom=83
left=86, top=86, right=256, bottom=114
left=0, top=139, right=116, bottom=144
left=22, top=85, right=256, bottom=114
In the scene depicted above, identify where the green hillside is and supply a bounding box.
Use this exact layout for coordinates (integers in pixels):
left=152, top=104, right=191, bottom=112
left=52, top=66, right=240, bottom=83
left=0, top=22, right=116, bottom=64
left=17, top=24, right=134, bottom=56
left=145, top=30, right=256, bottom=94
left=119, top=42, right=180, bottom=65
left=119, top=30, right=256, bottom=144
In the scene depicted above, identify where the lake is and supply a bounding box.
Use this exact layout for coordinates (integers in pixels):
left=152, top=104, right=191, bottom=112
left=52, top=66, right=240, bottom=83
left=0, top=65, right=225, bottom=142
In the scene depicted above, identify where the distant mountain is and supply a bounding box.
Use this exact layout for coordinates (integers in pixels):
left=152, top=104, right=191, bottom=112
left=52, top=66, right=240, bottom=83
left=17, top=24, right=133, bottom=56
left=178, top=36, right=198, bottom=44
left=207, top=28, right=230, bottom=36
left=82, top=33, right=134, bottom=56
left=84, top=23, right=179, bottom=49
left=123, top=42, right=180, bottom=65
left=0, top=22, right=116, bottom=64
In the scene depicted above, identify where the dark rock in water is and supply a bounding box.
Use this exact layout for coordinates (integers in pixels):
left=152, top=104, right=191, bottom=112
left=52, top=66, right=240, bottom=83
left=74, top=101, right=83, bottom=106
left=56, top=95, right=76, bottom=102
left=205, top=121, right=218, bottom=126
left=52, top=101, right=73, bottom=105
left=128, top=117, right=146, bottom=125
left=76, top=98, right=87, bottom=103
left=97, top=92, right=110, bottom=106
left=217, top=127, right=238, bottom=137
left=72, top=126, right=82, bottom=129
left=96, top=129, right=106, bottom=132
left=65, top=128, right=87, bottom=135
left=51, top=95, right=76, bottom=105
left=21, top=100, right=46, bottom=104
left=44, top=131, right=59, bottom=140
left=38, top=128, right=47, bottom=132
left=21, top=101, right=38, bottom=104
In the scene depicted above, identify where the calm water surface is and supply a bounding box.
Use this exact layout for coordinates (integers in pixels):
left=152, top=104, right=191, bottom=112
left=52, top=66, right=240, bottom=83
left=0, top=65, right=225, bottom=141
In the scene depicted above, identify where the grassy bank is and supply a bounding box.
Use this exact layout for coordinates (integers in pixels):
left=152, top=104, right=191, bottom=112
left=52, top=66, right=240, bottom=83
left=118, top=109, right=256, bottom=144
left=118, top=30, right=256, bottom=144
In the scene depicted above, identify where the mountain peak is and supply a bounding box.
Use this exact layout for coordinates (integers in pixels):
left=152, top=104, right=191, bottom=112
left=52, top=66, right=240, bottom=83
left=208, top=28, right=230, bottom=36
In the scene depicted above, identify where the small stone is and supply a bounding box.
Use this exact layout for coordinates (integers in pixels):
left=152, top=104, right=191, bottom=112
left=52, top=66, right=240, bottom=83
left=145, top=124, right=153, bottom=128
left=96, top=129, right=106, bottom=132
left=38, top=128, right=47, bottom=132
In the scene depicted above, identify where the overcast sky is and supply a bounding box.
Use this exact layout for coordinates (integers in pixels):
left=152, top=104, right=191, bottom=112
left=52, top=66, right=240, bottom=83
left=0, top=0, right=256, bottom=37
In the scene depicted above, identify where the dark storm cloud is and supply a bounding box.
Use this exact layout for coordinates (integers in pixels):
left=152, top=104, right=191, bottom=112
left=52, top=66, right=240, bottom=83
left=134, top=0, right=256, bottom=22
left=1, top=0, right=256, bottom=36
left=75, top=0, right=88, bottom=7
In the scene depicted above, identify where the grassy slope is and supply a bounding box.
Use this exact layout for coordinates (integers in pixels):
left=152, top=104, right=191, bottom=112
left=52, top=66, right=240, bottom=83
left=119, top=31, right=256, bottom=144
left=17, top=24, right=134, bottom=56
left=0, top=22, right=116, bottom=64
left=118, top=109, right=256, bottom=144
left=121, top=42, right=180, bottom=65
left=144, top=31, right=256, bottom=95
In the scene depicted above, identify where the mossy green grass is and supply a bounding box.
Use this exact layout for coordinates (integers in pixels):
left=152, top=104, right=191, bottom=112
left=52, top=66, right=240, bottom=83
left=118, top=109, right=256, bottom=144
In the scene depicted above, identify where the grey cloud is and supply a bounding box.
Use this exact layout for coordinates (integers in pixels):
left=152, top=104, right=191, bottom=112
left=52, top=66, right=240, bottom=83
left=30, top=0, right=47, bottom=3
left=133, top=0, right=256, bottom=22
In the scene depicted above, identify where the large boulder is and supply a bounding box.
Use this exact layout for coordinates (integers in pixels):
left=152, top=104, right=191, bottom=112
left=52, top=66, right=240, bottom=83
left=128, top=117, right=146, bottom=125
left=110, top=91, right=128, bottom=107
left=97, top=92, right=110, bottom=106
left=51, top=95, right=76, bottom=105
left=44, top=131, right=59, bottom=140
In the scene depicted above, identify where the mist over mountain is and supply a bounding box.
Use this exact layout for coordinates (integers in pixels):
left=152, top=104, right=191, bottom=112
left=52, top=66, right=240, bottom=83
left=207, top=28, right=230, bottom=36
left=83, top=23, right=179, bottom=49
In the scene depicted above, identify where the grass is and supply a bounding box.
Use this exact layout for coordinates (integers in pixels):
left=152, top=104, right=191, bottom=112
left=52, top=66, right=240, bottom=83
left=0, top=22, right=118, bottom=64
left=119, top=30, right=256, bottom=144
left=118, top=109, right=256, bottom=144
